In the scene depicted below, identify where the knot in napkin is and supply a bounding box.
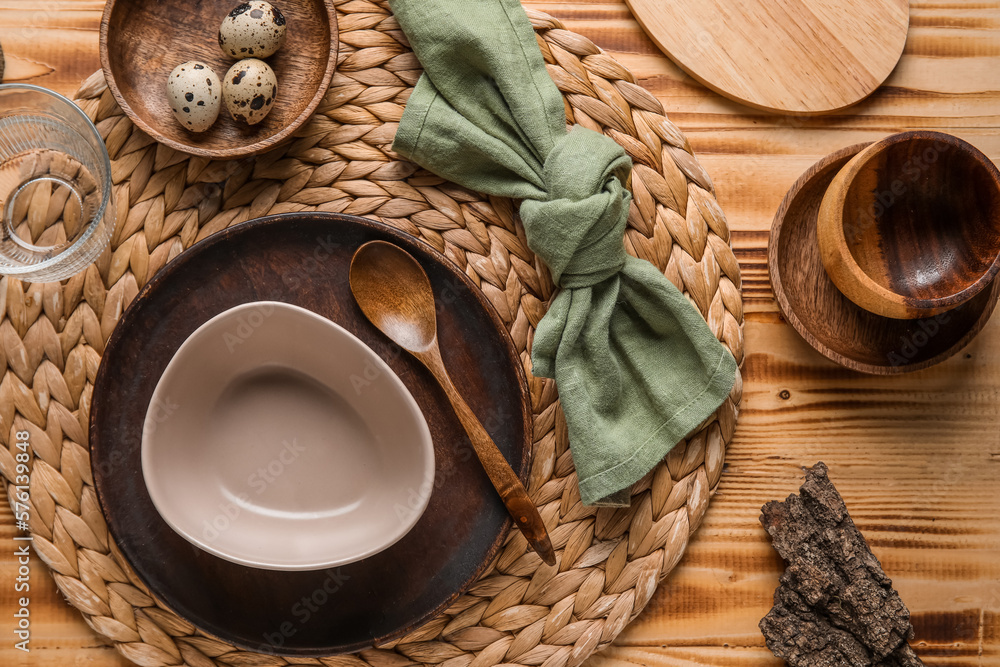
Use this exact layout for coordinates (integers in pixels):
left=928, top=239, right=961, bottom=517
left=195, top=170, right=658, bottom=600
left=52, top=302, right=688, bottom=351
left=389, top=0, right=737, bottom=506
left=521, top=127, right=631, bottom=289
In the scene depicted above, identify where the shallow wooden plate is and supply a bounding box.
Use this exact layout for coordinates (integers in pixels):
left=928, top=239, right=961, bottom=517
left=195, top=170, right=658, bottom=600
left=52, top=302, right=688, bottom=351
left=768, top=144, right=1000, bottom=374
left=624, top=0, right=909, bottom=115
left=90, top=213, right=531, bottom=655
left=100, top=0, right=338, bottom=159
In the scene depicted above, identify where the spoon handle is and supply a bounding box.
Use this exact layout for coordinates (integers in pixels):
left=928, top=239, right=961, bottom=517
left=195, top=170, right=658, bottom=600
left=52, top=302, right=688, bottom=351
left=418, top=349, right=556, bottom=566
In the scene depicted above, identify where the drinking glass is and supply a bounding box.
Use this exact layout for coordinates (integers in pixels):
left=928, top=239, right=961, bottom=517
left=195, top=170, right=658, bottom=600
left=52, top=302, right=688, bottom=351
left=0, top=84, right=115, bottom=282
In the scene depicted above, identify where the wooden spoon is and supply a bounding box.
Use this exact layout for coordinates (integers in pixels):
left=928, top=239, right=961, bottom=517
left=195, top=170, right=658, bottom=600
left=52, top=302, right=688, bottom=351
left=350, top=240, right=556, bottom=566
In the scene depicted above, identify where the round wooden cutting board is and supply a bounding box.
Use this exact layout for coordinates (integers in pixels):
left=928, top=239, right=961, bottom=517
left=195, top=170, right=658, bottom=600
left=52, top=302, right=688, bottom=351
left=624, top=0, right=910, bottom=115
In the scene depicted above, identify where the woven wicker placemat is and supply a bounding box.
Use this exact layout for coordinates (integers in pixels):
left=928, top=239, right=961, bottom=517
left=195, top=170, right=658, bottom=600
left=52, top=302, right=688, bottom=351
left=0, top=2, right=743, bottom=666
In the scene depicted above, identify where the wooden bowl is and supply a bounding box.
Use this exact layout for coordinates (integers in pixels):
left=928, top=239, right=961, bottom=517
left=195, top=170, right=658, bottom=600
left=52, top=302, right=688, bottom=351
left=770, top=143, right=1000, bottom=375
left=100, top=0, right=338, bottom=160
left=817, top=131, right=1000, bottom=319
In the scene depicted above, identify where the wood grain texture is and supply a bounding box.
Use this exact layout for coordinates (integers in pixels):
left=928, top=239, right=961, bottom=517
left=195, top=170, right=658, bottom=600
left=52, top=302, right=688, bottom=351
left=770, top=143, right=1000, bottom=374
left=100, top=0, right=338, bottom=158
left=817, top=132, right=1000, bottom=319
left=1, top=1, right=1000, bottom=666
left=621, top=0, right=910, bottom=115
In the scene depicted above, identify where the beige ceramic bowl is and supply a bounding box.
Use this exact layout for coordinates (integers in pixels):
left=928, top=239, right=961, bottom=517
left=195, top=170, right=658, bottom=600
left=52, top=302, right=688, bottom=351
left=141, top=301, right=434, bottom=571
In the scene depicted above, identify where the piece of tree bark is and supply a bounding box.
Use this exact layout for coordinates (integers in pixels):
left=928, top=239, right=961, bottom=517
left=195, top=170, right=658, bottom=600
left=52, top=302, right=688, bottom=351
left=759, top=462, right=925, bottom=667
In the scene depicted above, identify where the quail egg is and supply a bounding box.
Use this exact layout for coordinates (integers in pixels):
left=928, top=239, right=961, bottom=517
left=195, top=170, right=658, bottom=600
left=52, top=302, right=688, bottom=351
left=219, top=1, right=287, bottom=59
left=166, top=62, right=222, bottom=133
left=223, top=59, right=277, bottom=125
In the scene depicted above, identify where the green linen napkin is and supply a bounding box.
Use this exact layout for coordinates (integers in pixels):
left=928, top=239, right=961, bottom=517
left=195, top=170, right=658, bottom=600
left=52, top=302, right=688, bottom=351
left=389, top=0, right=737, bottom=506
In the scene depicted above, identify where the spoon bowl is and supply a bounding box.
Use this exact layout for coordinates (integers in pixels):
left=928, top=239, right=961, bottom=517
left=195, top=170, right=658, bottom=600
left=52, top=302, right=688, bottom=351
left=349, top=240, right=438, bottom=352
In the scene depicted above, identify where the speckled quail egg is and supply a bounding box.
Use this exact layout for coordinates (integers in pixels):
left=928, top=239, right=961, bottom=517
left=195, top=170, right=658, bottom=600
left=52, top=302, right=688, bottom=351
left=166, top=62, right=222, bottom=133
left=223, top=59, right=277, bottom=125
left=219, top=1, right=287, bottom=59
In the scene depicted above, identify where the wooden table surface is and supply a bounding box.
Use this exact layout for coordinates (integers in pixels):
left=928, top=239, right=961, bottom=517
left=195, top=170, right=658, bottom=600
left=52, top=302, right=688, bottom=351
left=1, top=1, right=998, bottom=666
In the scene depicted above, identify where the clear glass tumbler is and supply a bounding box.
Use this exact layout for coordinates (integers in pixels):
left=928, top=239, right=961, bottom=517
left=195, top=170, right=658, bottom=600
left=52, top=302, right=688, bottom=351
left=0, top=84, right=115, bottom=282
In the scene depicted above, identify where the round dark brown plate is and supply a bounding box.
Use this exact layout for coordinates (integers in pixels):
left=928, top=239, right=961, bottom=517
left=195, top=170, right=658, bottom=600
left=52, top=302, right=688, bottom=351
left=768, top=143, right=1000, bottom=374
left=90, top=213, right=531, bottom=656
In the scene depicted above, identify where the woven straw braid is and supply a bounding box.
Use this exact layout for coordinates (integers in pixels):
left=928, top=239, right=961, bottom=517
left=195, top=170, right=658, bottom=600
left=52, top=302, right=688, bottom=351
left=0, top=2, right=743, bottom=666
